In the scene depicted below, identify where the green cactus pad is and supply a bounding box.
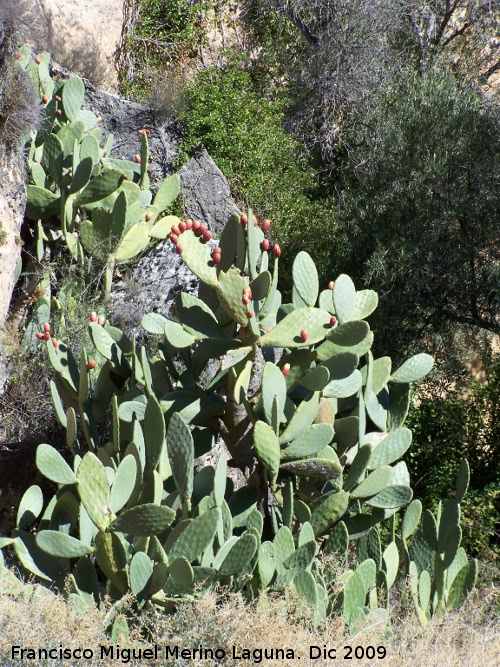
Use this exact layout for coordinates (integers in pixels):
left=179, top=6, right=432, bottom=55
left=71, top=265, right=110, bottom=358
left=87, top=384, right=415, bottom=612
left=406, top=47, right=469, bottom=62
left=356, top=558, right=376, bottom=592
left=110, top=455, right=137, bottom=513
left=387, top=382, right=411, bottom=430
left=382, top=541, right=399, bottom=588
left=320, top=321, right=373, bottom=357
left=352, top=289, right=378, bottom=320
left=36, top=531, right=93, bottom=558
left=160, top=390, right=224, bottom=424
left=293, top=252, right=319, bottom=307
left=402, top=500, right=422, bottom=540
left=298, top=365, right=330, bottom=391
left=365, top=485, right=412, bottom=508
left=166, top=412, right=194, bottom=500
left=43, top=133, right=63, bottom=185
left=334, top=416, right=359, bottom=455
left=260, top=362, right=287, bottom=425
left=177, top=230, right=218, bottom=287
left=168, top=557, right=195, bottom=590
left=153, top=174, right=180, bottom=212
left=391, top=353, right=434, bottom=383
left=61, top=76, right=85, bottom=121
left=318, top=288, right=335, bottom=314
left=168, top=507, right=220, bottom=563
left=113, top=222, right=150, bottom=261
left=75, top=169, right=124, bottom=206
left=343, top=570, right=366, bottom=623
left=110, top=504, right=175, bottom=536
left=80, top=134, right=100, bottom=166
left=12, top=530, right=66, bottom=584
left=310, top=490, right=349, bottom=535
left=164, top=320, right=196, bottom=348
left=333, top=274, right=357, bottom=324
left=17, top=486, right=44, bottom=529
left=368, top=427, right=412, bottom=469
left=281, top=423, right=334, bottom=461
left=323, top=369, right=362, bottom=398
left=26, top=185, right=60, bottom=219
left=280, top=458, right=342, bottom=481
left=260, top=307, right=331, bottom=348
left=280, top=391, right=320, bottom=443
left=273, top=526, right=295, bottom=566
left=447, top=560, right=477, bottom=610
left=350, top=466, right=394, bottom=499
left=144, top=394, right=165, bottom=471
left=36, top=444, right=77, bottom=485
left=442, top=524, right=462, bottom=569
left=69, top=157, right=93, bottom=194
left=249, top=270, right=271, bottom=301
left=371, top=356, right=392, bottom=394
left=283, top=541, right=317, bottom=577
left=254, top=421, right=281, bottom=480
left=343, top=444, right=373, bottom=492
left=233, top=360, right=253, bottom=404
left=258, top=542, right=276, bottom=588
left=218, top=532, right=258, bottom=576
left=216, top=268, right=252, bottom=326
left=76, top=452, right=110, bottom=531
left=193, top=338, right=243, bottom=359
left=455, top=459, right=470, bottom=503
left=365, top=392, right=387, bottom=431
left=176, top=292, right=224, bottom=339
left=438, top=498, right=460, bottom=552
left=149, top=215, right=180, bottom=239
left=129, top=551, right=153, bottom=596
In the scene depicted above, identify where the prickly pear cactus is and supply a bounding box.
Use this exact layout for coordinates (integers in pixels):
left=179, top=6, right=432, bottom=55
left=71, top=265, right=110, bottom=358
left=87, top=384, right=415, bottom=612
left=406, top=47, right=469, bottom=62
left=2, top=176, right=475, bottom=628
left=17, top=49, right=181, bottom=297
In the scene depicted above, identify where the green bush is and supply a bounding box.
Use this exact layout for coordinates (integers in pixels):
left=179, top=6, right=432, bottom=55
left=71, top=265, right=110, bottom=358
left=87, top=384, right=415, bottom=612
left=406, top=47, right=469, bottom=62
left=178, top=58, right=337, bottom=287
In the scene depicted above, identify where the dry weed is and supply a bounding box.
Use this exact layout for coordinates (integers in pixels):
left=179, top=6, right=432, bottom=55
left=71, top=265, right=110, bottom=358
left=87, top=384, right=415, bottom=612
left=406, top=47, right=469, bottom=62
left=0, top=582, right=499, bottom=667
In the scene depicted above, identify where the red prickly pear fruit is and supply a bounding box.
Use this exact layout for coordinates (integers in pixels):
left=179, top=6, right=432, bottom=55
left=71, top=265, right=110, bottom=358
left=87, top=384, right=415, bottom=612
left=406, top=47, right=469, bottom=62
left=55, top=109, right=62, bottom=117
left=90, top=311, right=97, bottom=322
left=247, top=310, right=254, bottom=318
left=300, top=329, right=308, bottom=342
left=170, top=233, right=179, bottom=245
left=35, top=332, right=44, bottom=340
left=185, top=219, right=193, bottom=230
left=171, top=225, right=181, bottom=236
left=211, top=252, right=221, bottom=265
left=179, top=221, right=187, bottom=233
left=14, top=51, right=21, bottom=59
left=145, top=212, right=153, bottom=222
left=261, top=239, right=270, bottom=252
left=121, top=172, right=128, bottom=180
left=253, top=218, right=259, bottom=227
left=41, top=94, right=48, bottom=104
left=35, top=56, right=41, bottom=65
left=176, top=245, right=183, bottom=255
left=138, top=128, right=150, bottom=136
left=51, top=337, right=58, bottom=348
left=282, top=363, right=291, bottom=376
left=261, top=219, right=271, bottom=232
left=98, top=316, right=105, bottom=326
left=192, top=220, right=201, bottom=232
left=330, top=316, right=337, bottom=326
left=242, top=295, right=249, bottom=305
left=240, top=214, right=248, bottom=227
left=43, top=331, right=50, bottom=341
left=264, top=327, right=272, bottom=333
left=43, top=322, right=51, bottom=333
left=195, top=223, right=207, bottom=237
left=55, top=95, right=61, bottom=102
left=202, top=230, right=212, bottom=243
left=328, top=281, right=334, bottom=290
left=96, top=116, right=102, bottom=123
left=273, top=244, right=281, bottom=258
left=135, top=154, right=141, bottom=164
left=86, top=360, right=96, bottom=370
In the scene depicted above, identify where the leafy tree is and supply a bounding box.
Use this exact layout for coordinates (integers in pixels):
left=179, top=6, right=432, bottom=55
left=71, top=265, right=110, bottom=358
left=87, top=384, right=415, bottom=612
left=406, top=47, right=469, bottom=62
left=335, top=70, right=500, bottom=357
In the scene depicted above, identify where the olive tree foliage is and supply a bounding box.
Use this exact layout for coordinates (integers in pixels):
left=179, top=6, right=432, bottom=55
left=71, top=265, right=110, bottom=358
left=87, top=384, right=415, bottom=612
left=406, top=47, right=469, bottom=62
left=336, top=70, right=500, bottom=358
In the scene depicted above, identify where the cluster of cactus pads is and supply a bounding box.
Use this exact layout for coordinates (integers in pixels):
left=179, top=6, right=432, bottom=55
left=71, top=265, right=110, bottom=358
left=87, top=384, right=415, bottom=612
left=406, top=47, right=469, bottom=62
left=0, top=201, right=477, bottom=629
left=2, top=47, right=477, bottom=630
left=18, top=46, right=180, bottom=296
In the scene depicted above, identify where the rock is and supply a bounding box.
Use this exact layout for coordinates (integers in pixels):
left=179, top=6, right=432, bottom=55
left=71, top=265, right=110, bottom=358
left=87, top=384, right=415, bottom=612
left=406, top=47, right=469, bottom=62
left=180, top=147, right=240, bottom=234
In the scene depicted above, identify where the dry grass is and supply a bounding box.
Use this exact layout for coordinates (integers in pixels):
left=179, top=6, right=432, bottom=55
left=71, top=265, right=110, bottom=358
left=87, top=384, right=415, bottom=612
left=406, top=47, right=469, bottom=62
left=0, top=582, right=499, bottom=667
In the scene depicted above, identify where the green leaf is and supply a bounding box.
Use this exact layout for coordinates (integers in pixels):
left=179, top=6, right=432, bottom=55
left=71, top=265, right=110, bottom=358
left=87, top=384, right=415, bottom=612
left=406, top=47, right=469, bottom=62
left=36, top=444, right=77, bottom=485
left=293, top=251, right=319, bottom=307
left=37, top=531, right=93, bottom=558
left=110, top=504, right=175, bottom=536
left=391, top=354, right=434, bottom=383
